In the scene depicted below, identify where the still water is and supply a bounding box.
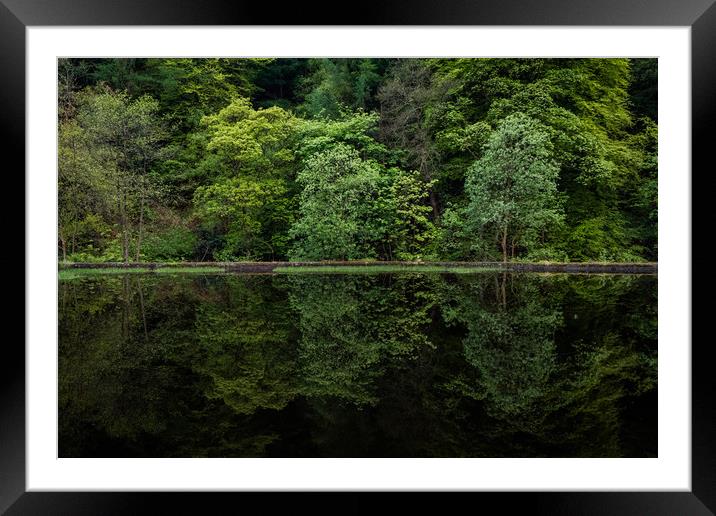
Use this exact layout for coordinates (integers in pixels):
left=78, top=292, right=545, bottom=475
left=59, top=271, right=657, bottom=457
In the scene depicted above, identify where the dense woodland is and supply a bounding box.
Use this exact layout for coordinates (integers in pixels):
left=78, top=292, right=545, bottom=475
left=58, top=58, right=658, bottom=263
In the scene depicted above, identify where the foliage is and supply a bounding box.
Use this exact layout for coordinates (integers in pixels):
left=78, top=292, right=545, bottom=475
left=58, top=272, right=657, bottom=457
left=58, top=58, right=658, bottom=263
left=194, top=177, right=289, bottom=260
left=386, top=170, right=437, bottom=260
left=74, top=89, right=168, bottom=262
left=141, top=226, right=198, bottom=261
left=464, top=113, right=564, bottom=261
left=297, top=58, right=385, bottom=118
left=289, top=145, right=386, bottom=261
left=199, top=97, right=296, bottom=179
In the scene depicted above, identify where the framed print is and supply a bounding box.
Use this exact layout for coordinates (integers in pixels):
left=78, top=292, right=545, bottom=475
left=2, top=0, right=712, bottom=514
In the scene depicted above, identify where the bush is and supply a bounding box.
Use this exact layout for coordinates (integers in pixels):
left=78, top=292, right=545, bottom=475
left=524, top=247, right=570, bottom=262
left=433, top=206, right=473, bottom=261
left=141, top=227, right=198, bottom=261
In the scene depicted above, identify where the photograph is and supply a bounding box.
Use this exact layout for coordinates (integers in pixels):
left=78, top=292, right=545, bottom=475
left=2, top=1, right=708, bottom=509
left=57, top=56, right=659, bottom=459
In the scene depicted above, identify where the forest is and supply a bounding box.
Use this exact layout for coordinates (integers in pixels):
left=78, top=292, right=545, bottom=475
left=58, top=58, right=658, bottom=263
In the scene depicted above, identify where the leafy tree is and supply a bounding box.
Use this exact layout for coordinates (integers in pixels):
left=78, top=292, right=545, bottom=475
left=385, top=170, right=436, bottom=260
left=192, top=98, right=297, bottom=259
left=464, top=113, right=563, bottom=261
left=143, top=58, right=266, bottom=129
left=295, top=110, right=392, bottom=162
left=194, top=178, right=288, bottom=260
left=628, top=59, right=658, bottom=122
left=58, top=119, right=114, bottom=260
left=198, top=97, right=296, bottom=179
left=297, top=59, right=385, bottom=118
left=378, top=59, right=449, bottom=217
left=289, top=144, right=386, bottom=261
left=433, top=58, right=654, bottom=261
left=628, top=117, right=658, bottom=259
left=75, top=89, right=167, bottom=262
left=252, top=58, right=310, bottom=108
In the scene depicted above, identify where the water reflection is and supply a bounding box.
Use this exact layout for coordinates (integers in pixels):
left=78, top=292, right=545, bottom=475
left=59, top=272, right=657, bottom=457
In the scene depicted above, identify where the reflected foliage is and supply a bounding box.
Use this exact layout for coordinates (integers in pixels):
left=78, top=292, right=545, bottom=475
left=59, top=272, right=656, bottom=457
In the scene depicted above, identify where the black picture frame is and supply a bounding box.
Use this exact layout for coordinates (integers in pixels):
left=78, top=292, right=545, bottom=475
left=2, top=1, right=711, bottom=514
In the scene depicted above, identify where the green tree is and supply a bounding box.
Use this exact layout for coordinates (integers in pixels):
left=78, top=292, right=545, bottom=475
left=465, top=113, right=564, bottom=262
left=628, top=58, right=658, bottom=123
left=386, top=170, right=436, bottom=260
left=432, top=58, right=653, bottom=261
left=192, top=98, right=297, bottom=259
left=193, top=178, right=288, bottom=260
left=298, top=59, right=385, bottom=118
left=76, top=89, right=167, bottom=262
left=57, top=57, right=658, bottom=264
left=378, top=59, right=449, bottom=217
left=198, top=97, right=296, bottom=178
left=289, top=144, right=386, bottom=261
left=58, top=119, right=113, bottom=260
left=628, top=117, right=658, bottom=259
left=295, top=110, right=391, bottom=162
left=143, top=58, right=266, bottom=130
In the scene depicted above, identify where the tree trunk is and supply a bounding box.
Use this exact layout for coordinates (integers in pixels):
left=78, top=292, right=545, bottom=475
left=121, top=276, right=130, bottom=340
left=121, top=192, right=129, bottom=263
left=419, top=152, right=439, bottom=219
left=501, top=271, right=507, bottom=308
left=428, top=190, right=439, bottom=219
left=59, top=231, right=67, bottom=262
left=136, top=278, right=148, bottom=341
left=70, top=225, right=77, bottom=256
left=511, top=239, right=516, bottom=259
left=501, top=227, right=508, bottom=263
left=135, top=193, right=145, bottom=262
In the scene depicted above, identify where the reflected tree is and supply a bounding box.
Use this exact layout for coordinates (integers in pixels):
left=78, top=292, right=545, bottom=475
left=59, top=272, right=657, bottom=458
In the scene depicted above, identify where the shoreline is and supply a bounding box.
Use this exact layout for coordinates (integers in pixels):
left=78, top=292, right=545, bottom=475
left=58, top=261, right=658, bottom=274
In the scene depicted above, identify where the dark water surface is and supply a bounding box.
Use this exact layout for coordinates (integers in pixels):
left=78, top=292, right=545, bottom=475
left=59, top=272, right=657, bottom=457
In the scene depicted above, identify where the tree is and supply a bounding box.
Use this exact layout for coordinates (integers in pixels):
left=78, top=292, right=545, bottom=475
left=433, top=58, right=654, bottom=261
left=289, top=144, right=386, bottom=261
left=386, top=170, right=436, bottom=260
left=297, top=59, right=385, bottom=118
left=290, top=113, right=436, bottom=261
left=77, top=89, right=167, bottom=262
left=193, top=178, right=288, bottom=260
left=58, top=119, right=113, bottom=260
left=295, top=110, right=391, bottom=163
left=630, top=117, right=658, bottom=259
left=192, top=98, right=297, bottom=259
left=57, top=57, right=659, bottom=264
left=628, top=58, right=658, bottom=123
left=378, top=59, right=448, bottom=218
left=197, top=97, right=296, bottom=179
left=465, top=113, right=563, bottom=262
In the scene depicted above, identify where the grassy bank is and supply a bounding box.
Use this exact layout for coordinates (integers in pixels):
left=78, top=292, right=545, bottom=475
left=59, top=266, right=225, bottom=280
left=272, top=265, right=495, bottom=274
left=59, top=260, right=657, bottom=276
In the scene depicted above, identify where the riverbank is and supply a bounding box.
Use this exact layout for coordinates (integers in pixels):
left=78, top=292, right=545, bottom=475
left=58, top=261, right=658, bottom=274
